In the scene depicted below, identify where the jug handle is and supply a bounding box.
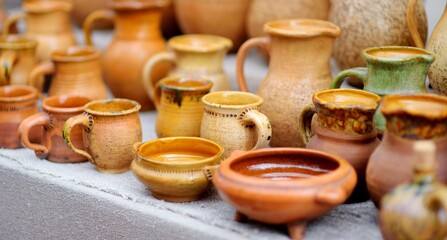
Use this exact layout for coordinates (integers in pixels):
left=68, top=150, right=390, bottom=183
left=425, top=187, right=447, bottom=216
left=18, top=113, right=51, bottom=159
left=62, top=113, right=94, bottom=163
left=330, top=67, right=367, bottom=89
left=28, top=61, right=55, bottom=92
left=406, top=0, right=425, bottom=48
left=236, top=37, right=271, bottom=92
left=298, top=105, right=317, bottom=145
left=239, top=108, right=272, bottom=149
left=83, top=9, right=116, bottom=46
left=3, top=12, right=26, bottom=36
left=0, top=51, right=17, bottom=86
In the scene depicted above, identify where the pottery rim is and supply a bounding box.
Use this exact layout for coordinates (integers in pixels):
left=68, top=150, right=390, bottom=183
left=263, top=19, right=341, bottom=38
left=24, top=0, right=73, bottom=13
left=313, top=89, right=381, bottom=111
left=168, top=34, right=233, bottom=53
left=0, top=85, right=38, bottom=103
left=363, top=46, right=435, bottom=63
left=0, top=35, right=37, bottom=50
left=108, top=0, right=169, bottom=10
left=202, top=91, right=263, bottom=109
left=158, top=76, right=213, bottom=92
left=51, top=46, right=100, bottom=62
left=42, top=95, right=91, bottom=114
left=380, top=94, right=447, bottom=120
left=84, top=98, right=141, bottom=116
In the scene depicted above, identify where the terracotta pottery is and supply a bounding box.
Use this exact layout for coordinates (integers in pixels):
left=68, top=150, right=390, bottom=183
left=62, top=98, right=142, bottom=173
left=0, top=85, right=38, bottom=149
left=142, top=34, right=233, bottom=92
left=18, top=95, right=91, bottom=163
left=173, top=0, right=250, bottom=52
left=212, top=148, right=356, bottom=239
left=298, top=89, right=381, bottom=202
left=329, top=0, right=427, bottom=87
left=200, top=91, right=271, bottom=158
left=3, top=0, right=77, bottom=62
left=331, top=46, right=435, bottom=133
left=131, top=137, right=223, bottom=202
left=71, top=0, right=112, bottom=29
left=0, top=35, right=37, bottom=86
left=147, top=76, right=212, bottom=138
left=237, top=19, right=340, bottom=147
left=0, top=0, right=7, bottom=34
left=367, top=94, right=447, bottom=208
left=83, top=0, right=170, bottom=110
left=379, top=141, right=447, bottom=240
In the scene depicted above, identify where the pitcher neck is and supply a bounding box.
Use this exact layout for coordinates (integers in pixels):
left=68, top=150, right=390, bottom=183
left=27, top=11, right=72, bottom=33
left=114, top=8, right=163, bottom=40
left=175, top=51, right=225, bottom=71
left=55, top=59, right=101, bottom=74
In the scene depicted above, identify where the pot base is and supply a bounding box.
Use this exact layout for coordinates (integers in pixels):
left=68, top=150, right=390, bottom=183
left=152, top=191, right=204, bottom=203
left=96, top=166, right=129, bottom=174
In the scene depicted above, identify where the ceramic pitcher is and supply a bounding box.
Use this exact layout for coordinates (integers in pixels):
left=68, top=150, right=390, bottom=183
left=237, top=19, right=340, bottom=147
left=331, top=46, right=435, bottom=133
left=3, top=0, right=77, bottom=62
left=366, top=94, right=447, bottom=208
left=147, top=76, right=213, bottom=138
left=28, top=46, right=107, bottom=100
left=200, top=91, right=271, bottom=158
left=83, top=0, right=170, bottom=111
left=142, top=34, right=232, bottom=93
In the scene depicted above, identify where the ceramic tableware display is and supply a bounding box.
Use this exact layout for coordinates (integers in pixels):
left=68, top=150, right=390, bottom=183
left=18, top=95, right=91, bottom=163
left=237, top=19, right=340, bottom=147
left=63, top=98, right=142, bottom=173
left=0, top=35, right=37, bottom=86
left=367, top=94, right=447, bottom=208
left=131, top=137, right=223, bottom=202
left=200, top=91, right=271, bottom=158
left=329, top=0, right=427, bottom=87
left=379, top=141, right=447, bottom=240
left=211, top=148, right=357, bottom=239
left=299, top=89, right=381, bottom=202
left=83, top=0, right=170, bottom=110
left=28, top=46, right=107, bottom=99
left=142, top=34, right=233, bottom=92
left=331, top=46, right=435, bottom=133
left=3, top=0, right=77, bottom=62
left=148, top=77, right=212, bottom=138
left=0, top=85, right=38, bottom=149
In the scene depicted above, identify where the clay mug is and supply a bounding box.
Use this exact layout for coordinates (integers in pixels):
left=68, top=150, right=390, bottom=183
left=142, top=34, right=233, bottom=92
left=0, top=35, right=37, bottom=86
left=147, top=76, right=212, bottom=138
left=0, top=85, right=38, bottom=149
left=63, top=98, right=142, bottom=173
left=331, top=46, right=435, bottom=133
left=200, top=91, right=271, bottom=158
left=27, top=46, right=108, bottom=100
left=18, top=95, right=91, bottom=163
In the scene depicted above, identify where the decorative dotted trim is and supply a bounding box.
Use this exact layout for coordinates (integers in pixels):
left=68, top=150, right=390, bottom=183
left=237, top=107, right=258, bottom=120
left=45, top=113, right=54, bottom=130
left=204, top=108, right=238, bottom=118
left=0, top=104, right=35, bottom=112
left=84, top=112, right=94, bottom=132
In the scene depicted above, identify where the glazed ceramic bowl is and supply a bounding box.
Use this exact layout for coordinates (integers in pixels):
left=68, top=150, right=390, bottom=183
left=131, top=137, right=224, bottom=202
left=212, top=148, right=357, bottom=239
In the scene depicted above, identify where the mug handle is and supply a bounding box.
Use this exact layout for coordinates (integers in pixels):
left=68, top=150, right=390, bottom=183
left=298, top=105, right=317, bottom=145
left=236, top=37, right=271, bottom=92
left=62, top=113, right=94, bottom=163
left=330, top=67, right=368, bottom=89
left=425, top=188, right=447, bottom=217
left=28, top=61, right=55, bottom=92
left=0, top=51, right=17, bottom=86
left=18, top=113, right=51, bottom=159
left=3, top=12, right=26, bottom=35
left=239, top=108, right=272, bottom=149
left=83, top=9, right=116, bottom=46
left=406, top=0, right=424, bottom=48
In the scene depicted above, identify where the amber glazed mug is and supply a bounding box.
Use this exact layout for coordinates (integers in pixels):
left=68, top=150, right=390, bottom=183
left=18, top=95, right=91, bottom=163
left=63, top=98, right=142, bottom=173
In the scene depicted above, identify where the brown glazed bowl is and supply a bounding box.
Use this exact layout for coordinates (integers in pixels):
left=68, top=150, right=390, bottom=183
left=213, top=148, right=357, bottom=239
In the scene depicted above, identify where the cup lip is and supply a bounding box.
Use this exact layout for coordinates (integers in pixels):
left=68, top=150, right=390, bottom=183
left=313, top=89, right=381, bottom=111
left=0, top=85, right=38, bottom=103
left=0, top=35, right=37, bottom=50
left=84, top=98, right=141, bottom=116
left=168, top=34, right=233, bottom=53
left=109, top=0, right=168, bottom=10
left=363, top=46, right=435, bottom=63
left=135, top=137, right=224, bottom=167
left=202, top=91, right=264, bottom=110
left=264, top=19, right=341, bottom=38
left=42, top=95, right=91, bottom=113
left=158, top=76, right=213, bottom=92
left=51, top=46, right=100, bottom=63
left=24, top=0, right=73, bottom=13
left=381, top=94, right=447, bottom=119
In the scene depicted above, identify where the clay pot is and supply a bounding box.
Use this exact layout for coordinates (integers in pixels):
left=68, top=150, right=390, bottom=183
left=83, top=0, right=170, bottom=110
left=212, top=148, right=356, bottom=239
left=142, top=34, right=233, bottom=92
left=200, top=91, right=271, bottom=158
left=72, top=0, right=112, bottom=29
left=299, top=89, right=381, bottom=202
left=173, top=0, right=250, bottom=52
left=18, top=95, right=91, bottom=163
left=367, top=94, right=447, bottom=208
left=63, top=98, right=142, bottom=173
left=3, top=0, right=77, bottom=62
left=28, top=46, right=107, bottom=100
left=131, top=137, right=223, bottom=202
left=237, top=19, right=340, bottom=147
left=0, top=85, right=38, bottom=149
left=0, top=35, right=37, bottom=86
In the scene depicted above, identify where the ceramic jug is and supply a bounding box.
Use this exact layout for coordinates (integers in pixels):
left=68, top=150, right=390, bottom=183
left=367, top=94, right=447, bottom=208
left=3, top=0, right=77, bottom=62
left=237, top=19, right=340, bottom=147
left=331, top=46, right=435, bottom=133
left=0, top=35, right=37, bottom=86
left=28, top=46, right=107, bottom=100
left=83, top=0, right=170, bottom=110
left=147, top=77, right=213, bottom=138
left=299, top=89, right=381, bottom=202
left=142, top=34, right=232, bottom=93
left=329, top=0, right=427, bottom=87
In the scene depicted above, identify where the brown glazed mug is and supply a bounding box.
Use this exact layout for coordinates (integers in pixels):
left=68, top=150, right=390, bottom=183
left=18, top=95, right=91, bottom=163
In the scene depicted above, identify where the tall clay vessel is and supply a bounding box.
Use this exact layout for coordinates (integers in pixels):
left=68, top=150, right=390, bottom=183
left=237, top=19, right=340, bottom=147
